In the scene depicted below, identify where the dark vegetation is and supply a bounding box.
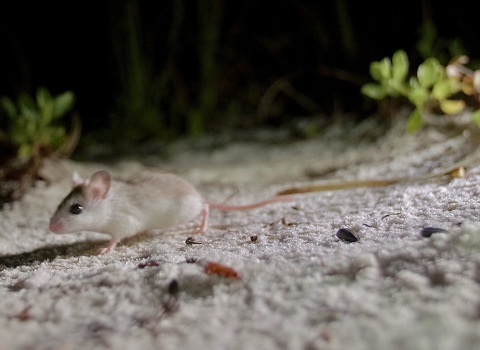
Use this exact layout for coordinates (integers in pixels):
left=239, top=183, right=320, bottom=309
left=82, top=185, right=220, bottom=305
left=0, top=0, right=478, bottom=204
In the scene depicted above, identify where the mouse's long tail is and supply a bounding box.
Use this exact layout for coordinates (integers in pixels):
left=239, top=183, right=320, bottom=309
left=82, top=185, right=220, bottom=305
left=193, top=196, right=292, bottom=234
left=206, top=196, right=292, bottom=211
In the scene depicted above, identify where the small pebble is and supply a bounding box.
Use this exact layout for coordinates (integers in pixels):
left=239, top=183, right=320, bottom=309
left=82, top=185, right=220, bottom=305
left=250, top=235, right=258, bottom=242
left=336, top=228, right=359, bottom=242
left=420, top=227, right=448, bottom=238
left=137, top=260, right=159, bottom=268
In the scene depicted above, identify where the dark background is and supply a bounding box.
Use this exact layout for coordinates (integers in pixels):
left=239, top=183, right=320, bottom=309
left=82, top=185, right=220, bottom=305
left=0, top=1, right=478, bottom=143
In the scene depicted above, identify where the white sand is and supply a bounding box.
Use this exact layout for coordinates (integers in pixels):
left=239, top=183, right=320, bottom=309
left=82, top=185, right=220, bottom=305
left=1, top=113, right=480, bottom=350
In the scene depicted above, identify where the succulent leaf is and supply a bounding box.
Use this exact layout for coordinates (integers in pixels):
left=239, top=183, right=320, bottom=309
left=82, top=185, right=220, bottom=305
left=406, top=108, right=423, bottom=133
left=392, top=50, right=409, bottom=82
left=417, top=58, right=442, bottom=88
left=439, top=99, right=465, bottom=115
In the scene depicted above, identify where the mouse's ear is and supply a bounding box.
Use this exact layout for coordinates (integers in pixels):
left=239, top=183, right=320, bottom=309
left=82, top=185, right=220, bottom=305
left=72, top=171, right=84, bottom=186
left=86, top=171, right=111, bottom=200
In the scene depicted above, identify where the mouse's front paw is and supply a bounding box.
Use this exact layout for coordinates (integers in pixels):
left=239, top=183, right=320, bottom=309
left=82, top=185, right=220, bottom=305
left=97, top=247, right=110, bottom=254
left=97, top=238, right=119, bottom=254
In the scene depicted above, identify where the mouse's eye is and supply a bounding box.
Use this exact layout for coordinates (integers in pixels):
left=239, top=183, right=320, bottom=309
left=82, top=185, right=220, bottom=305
left=69, top=203, right=83, bottom=215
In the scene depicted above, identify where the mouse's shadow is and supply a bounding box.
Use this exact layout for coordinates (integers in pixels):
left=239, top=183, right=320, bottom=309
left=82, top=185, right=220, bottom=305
left=0, top=232, right=173, bottom=269
left=0, top=240, right=105, bottom=268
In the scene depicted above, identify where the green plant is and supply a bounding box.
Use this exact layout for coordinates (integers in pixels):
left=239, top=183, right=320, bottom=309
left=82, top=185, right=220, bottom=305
left=361, top=50, right=480, bottom=132
left=0, top=87, right=75, bottom=160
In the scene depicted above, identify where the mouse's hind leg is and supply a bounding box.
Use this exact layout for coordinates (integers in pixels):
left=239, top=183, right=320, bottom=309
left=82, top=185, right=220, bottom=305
left=192, top=203, right=210, bottom=234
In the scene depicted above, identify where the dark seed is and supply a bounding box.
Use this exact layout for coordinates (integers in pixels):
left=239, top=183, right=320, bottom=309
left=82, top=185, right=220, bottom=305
left=250, top=235, right=258, bottom=242
left=168, top=279, right=179, bottom=296
left=336, top=228, right=359, bottom=242
left=185, top=237, right=202, bottom=245
left=420, top=227, right=448, bottom=238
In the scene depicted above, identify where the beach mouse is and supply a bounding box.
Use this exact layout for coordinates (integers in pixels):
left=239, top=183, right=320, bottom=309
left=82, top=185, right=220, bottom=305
left=49, top=170, right=291, bottom=253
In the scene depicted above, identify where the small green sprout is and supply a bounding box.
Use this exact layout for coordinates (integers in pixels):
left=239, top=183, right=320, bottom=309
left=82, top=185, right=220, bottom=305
left=0, top=87, right=75, bottom=160
left=361, top=50, right=480, bottom=132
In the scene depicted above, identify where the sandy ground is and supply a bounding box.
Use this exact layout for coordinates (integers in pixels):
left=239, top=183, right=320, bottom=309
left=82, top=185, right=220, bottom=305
left=1, top=112, right=480, bottom=350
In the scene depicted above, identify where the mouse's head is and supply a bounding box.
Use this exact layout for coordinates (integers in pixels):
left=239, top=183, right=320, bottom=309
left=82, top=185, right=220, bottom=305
left=49, top=170, right=112, bottom=234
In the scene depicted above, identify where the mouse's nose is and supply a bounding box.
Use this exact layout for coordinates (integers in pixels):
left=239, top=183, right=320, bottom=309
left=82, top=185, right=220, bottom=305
left=49, top=219, right=65, bottom=233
